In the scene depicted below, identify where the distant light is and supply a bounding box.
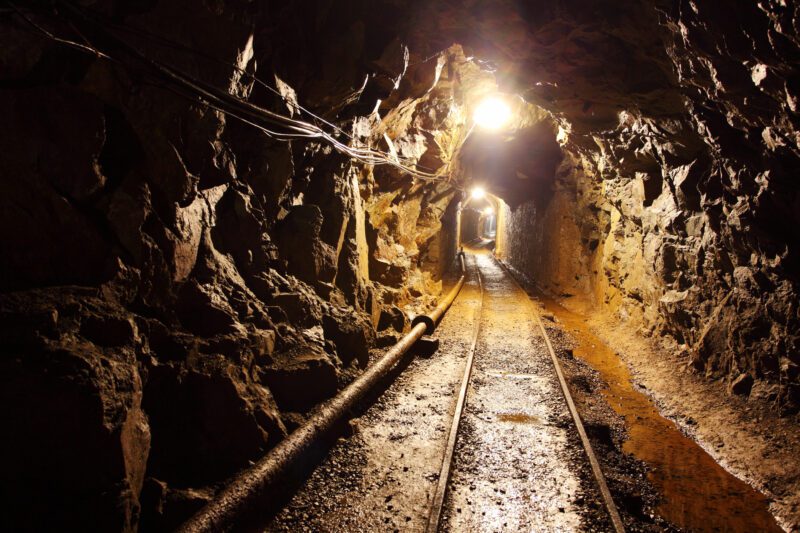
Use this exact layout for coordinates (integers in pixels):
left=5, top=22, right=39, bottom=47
left=473, top=97, right=511, bottom=130
left=470, top=186, right=486, bottom=200
left=483, top=206, right=494, bottom=216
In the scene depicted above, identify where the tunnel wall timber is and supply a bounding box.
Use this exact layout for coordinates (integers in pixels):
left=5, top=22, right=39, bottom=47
left=1, top=0, right=799, bottom=531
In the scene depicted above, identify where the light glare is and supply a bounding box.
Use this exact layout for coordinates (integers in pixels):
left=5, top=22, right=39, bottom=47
left=474, top=97, right=511, bottom=130
left=483, top=206, right=494, bottom=216
left=470, top=187, right=486, bottom=200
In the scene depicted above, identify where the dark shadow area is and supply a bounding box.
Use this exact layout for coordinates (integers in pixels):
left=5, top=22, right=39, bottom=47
left=230, top=347, right=422, bottom=532
left=460, top=121, right=562, bottom=209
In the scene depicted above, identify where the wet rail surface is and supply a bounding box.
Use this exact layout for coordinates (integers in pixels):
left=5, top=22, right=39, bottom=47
left=265, top=253, right=613, bottom=532
left=263, top=253, right=781, bottom=532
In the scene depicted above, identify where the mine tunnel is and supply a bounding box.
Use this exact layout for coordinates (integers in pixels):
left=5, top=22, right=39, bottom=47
left=2, top=1, right=800, bottom=532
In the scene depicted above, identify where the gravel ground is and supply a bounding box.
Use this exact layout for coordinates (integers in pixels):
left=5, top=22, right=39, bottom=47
left=261, top=252, right=680, bottom=532
left=539, top=320, right=677, bottom=532
left=263, top=256, right=482, bottom=532
left=504, top=259, right=783, bottom=532
left=535, top=294, right=787, bottom=532
left=440, top=253, right=596, bottom=532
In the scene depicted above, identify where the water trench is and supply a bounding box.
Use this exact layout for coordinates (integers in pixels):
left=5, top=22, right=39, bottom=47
left=539, top=297, right=782, bottom=532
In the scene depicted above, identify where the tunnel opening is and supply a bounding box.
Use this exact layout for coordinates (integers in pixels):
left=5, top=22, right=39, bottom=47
left=1, top=2, right=799, bottom=532
left=457, top=188, right=502, bottom=252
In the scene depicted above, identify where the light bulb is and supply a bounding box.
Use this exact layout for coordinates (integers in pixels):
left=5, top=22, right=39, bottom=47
left=470, top=187, right=486, bottom=200
left=473, top=97, right=511, bottom=130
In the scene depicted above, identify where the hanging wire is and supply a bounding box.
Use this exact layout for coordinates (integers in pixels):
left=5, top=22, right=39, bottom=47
left=10, top=0, right=452, bottom=181
left=8, top=1, right=111, bottom=60
left=88, top=15, right=357, bottom=142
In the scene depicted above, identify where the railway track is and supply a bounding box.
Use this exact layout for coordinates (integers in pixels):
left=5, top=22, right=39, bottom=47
left=425, top=252, right=625, bottom=533
left=183, top=250, right=627, bottom=532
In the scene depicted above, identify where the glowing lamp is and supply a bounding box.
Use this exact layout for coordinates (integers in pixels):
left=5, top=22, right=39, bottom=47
left=473, top=97, right=511, bottom=130
left=483, top=206, right=494, bottom=216
left=470, top=186, right=486, bottom=200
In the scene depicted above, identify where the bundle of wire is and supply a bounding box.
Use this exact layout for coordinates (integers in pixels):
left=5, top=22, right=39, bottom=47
left=8, top=0, right=449, bottom=182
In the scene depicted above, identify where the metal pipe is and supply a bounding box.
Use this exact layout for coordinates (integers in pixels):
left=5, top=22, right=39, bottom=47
left=411, top=253, right=466, bottom=335
left=178, top=255, right=467, bottom=533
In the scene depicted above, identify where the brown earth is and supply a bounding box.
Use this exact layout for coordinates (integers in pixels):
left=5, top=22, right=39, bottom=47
left=549, top=292, right=800, bottom=531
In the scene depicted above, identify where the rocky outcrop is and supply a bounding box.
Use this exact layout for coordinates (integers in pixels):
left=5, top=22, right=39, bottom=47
left=436, top=1, right=800, bottom=413
left=0, top=289, right=149, bottom=532
left=0, top=1, right=466, bottom=529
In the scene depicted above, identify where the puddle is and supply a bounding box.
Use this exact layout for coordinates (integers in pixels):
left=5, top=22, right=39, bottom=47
left=496, top=413, right=543, bottom=425
left=540, top=297, right=782, bottom=532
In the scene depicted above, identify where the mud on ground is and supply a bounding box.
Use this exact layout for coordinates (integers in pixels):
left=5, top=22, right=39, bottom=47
left=553, top=295, right=800, bottom=532
left=540, top=317, right=678, bottom=532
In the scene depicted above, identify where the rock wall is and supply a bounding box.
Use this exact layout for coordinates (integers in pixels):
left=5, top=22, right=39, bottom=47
left=499, top=153, right=599, bottom=300
left=439, top=0, right=799, bottom=413
left=0, top=2, right=467, bottom=530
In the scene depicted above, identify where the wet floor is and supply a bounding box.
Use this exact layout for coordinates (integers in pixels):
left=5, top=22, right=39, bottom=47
left=539, top=297, right=782, bottom=533
left=264, top=254, right=483, bottom=532
left=263, top=251, right=781, bottom=532
left=264, top=253, right=605, bottom=532
left=440, top=253, right=590, bottom=532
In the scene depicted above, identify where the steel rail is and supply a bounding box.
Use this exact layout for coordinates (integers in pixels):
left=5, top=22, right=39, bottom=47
left=497, top=258, right=626, bottom=533
left=178, top=254, right=467, bottom=533
left=425, top=254, right=484, bottom=533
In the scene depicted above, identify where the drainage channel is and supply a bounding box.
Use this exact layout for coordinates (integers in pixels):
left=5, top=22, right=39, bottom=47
left=536, top=296, right=783, bottom=533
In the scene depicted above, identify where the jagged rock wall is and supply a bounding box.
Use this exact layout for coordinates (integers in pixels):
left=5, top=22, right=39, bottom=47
left=434, top=0, right=799, bottom=412
left=500, top=153, right=601, bottom=300
left=0, top=2, right=466, bottom=530
left=627, top=2, right=799, bottom=410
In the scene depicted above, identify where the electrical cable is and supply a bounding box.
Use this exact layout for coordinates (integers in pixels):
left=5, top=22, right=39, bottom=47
left=8, top=1, right=110, bottom=60
left=10, top=1, right=452, bottom=182
left=87, top=14, right=356, bottom=141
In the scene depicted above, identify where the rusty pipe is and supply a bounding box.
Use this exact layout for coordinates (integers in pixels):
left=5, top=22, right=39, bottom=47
left=178, top=254, right=467, bottom=533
